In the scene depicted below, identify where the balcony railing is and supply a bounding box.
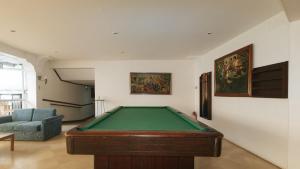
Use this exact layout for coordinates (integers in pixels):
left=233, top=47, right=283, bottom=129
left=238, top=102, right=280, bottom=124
left=0, top=99, right=23, bottom=116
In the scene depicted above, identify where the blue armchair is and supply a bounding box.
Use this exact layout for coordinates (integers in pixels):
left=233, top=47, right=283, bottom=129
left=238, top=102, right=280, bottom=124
left=0, top=108, right=63, bottom=141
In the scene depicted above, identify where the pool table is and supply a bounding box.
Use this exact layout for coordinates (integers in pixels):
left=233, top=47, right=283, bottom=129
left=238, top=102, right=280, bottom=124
left=66, top=106, right=223, bottom=169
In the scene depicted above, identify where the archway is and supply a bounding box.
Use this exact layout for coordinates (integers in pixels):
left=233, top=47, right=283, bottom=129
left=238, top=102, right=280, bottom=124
left=0, top=52, right=36, bottom=116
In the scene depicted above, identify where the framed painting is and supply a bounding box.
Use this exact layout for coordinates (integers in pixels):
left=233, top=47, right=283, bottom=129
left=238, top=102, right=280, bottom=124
left=214, top=44, right=253, bottom=97
left=130, top=72, right=171, bottom=95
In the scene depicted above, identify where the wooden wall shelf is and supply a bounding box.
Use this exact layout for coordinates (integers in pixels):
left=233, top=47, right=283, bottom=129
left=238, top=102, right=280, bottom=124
left=252, top=61, right=288, bottom=98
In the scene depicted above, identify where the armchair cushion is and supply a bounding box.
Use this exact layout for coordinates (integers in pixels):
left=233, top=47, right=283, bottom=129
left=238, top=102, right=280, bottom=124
left=14, top=121, right=42, bottom=132
left=0, top=121, right=27, bottom=132
left=0, top=116, right=12, bottom=124
left=32, top=108, right=56, bottom=121
left=12, top=109, right=34, bottom=121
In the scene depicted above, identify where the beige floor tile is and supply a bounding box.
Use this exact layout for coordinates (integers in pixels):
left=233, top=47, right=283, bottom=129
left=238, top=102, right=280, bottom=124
left=0, top=125, right=280, bottom=169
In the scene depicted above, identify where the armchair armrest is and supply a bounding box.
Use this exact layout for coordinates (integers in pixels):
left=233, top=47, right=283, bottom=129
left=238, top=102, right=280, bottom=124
left=0, top=116, right=12, bottom=124
left=42, top=115, right=64, bottom=124
left=41, top=115, right=64, bottom=140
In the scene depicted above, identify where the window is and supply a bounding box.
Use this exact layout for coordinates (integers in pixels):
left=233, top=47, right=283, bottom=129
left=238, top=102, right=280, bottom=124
left=0, top=62, right=24, bottom=116
left=0, top=62, right=24, bottom=92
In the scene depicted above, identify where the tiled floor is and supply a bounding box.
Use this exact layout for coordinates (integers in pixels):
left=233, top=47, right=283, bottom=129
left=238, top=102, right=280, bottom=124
left=0, top=124, right=280, bottom=169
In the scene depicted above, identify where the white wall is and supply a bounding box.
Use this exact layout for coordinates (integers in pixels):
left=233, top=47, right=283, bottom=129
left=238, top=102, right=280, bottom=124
left=0, top=42, right=38, bottom=69
left=194, top=12, right=290, bottom=168
left=0, top=42, right=95, bottom=121
left=288, top=20, right=300, bottom=169
left=23, top=61, right=37, bottom=108
left=52, top=60, right=195, bottom=117
left=1, top=9, right=298, bottom=169
left=37, top=61, right=94, bottom=121
left=93, top=60, right=195, bottom=114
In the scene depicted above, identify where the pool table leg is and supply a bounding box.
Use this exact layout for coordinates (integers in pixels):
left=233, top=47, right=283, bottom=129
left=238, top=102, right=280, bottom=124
left=94, top=155, right=194, bottom=169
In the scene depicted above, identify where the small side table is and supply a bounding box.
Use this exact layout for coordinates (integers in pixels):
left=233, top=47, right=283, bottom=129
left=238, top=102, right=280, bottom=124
left=0, top=133, right=14, bottom=151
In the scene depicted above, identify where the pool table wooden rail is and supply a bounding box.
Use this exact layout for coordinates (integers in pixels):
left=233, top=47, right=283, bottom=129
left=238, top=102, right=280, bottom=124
left=66, top=128, right=222, bottom=157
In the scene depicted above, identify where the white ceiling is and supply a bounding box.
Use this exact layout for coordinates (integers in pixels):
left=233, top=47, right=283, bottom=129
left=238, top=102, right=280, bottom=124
left=55, top=68, right=94, bottom=85
left=281, top=0, right=300, bottom=21
left=0, top=0, right=283, bottom=60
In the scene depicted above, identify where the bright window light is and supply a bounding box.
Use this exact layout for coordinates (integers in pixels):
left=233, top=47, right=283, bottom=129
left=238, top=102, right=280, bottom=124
left=0, top=63, right=24, bottom=93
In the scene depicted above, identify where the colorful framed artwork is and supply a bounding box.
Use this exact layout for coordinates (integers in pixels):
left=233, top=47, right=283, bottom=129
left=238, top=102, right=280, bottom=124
left=130, top=72, right=171, bottom=95
left=214, top=44, right=253, bottom=97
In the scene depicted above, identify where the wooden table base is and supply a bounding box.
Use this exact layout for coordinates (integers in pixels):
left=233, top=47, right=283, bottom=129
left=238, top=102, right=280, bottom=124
left=0, top=133, right=14, bottom=151
left=94, top=155, right=194, bottom=169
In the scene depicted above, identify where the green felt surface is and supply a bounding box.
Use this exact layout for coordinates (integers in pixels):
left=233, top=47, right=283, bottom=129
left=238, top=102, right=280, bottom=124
left=80, top=107, right=208, bottom=131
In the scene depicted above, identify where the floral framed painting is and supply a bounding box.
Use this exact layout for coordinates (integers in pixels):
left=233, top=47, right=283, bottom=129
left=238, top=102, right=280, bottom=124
left=214, top=44, right=253, bottom=97
left=130, top=72, right=171, bottom=95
